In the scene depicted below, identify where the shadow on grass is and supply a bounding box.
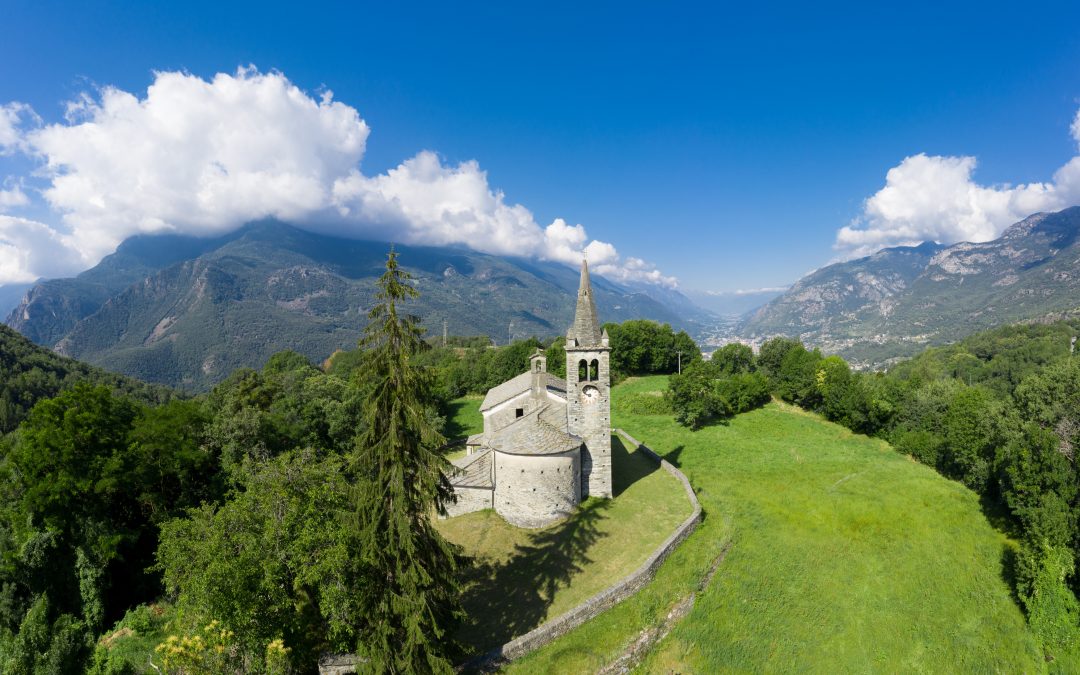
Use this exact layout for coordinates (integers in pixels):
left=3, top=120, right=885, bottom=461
left=455, top=498, right=613, bottom=654
left=613, top=434, right=658, bottom=497
left=665, top=444, right=686, bottom=468
left=979, top=492, right=1024, bottom=540
left=443, top=399, right=479, bottom=440
left=999, top=543, right=1023, bottom=609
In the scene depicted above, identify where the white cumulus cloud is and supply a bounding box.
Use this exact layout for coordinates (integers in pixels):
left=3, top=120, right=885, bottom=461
left=0, top=185, right=29, bottom=212
left=28, top=67, right=369, bottom=266
left=0, top=216, right=86, bottom=284
left=0, top=67, right=674, bottom=287
left=0, top=103, right=37, bottom=154
left=331, top=151, right=546, bottom=256
left=836, top=108, right=1080, bottom=258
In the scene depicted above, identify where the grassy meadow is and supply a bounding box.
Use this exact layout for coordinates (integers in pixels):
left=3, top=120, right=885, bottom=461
left=445, top=395, right=485, bottom=440
left=507, top=375, right=1044, bottom=673
left=444, top=395, right=484, bottom=461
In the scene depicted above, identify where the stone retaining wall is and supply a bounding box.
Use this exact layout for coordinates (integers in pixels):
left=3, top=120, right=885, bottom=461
left=318, top=429, right=702, bottom=675
left=462, top=428, right=702, bottom=671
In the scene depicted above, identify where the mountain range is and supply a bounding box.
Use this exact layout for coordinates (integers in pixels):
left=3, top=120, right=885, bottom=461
left=4, top=221, right=710, bottom=390
left=739, top=206, right=1080, bottom=367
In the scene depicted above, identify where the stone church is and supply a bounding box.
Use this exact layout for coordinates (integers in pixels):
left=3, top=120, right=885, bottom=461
left=446, top=260, right=612, bottom=528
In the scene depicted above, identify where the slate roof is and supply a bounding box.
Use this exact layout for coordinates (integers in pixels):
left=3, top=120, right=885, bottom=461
left=567, top=259, right=604, bottom=348
left=479, top=372, right=567, bottom=412
left=488, top=403, right=582, bottom=456
left=449, top=449, right=493, bottom=488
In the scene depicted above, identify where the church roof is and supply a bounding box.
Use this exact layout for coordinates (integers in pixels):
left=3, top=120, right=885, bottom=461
left=567, top=259, right=604, bottom=349
left=449, top=449, right=493, bottom=488
left=479, top=371, right=567, bottom=412
left=489, top=403, right=582, bottom=456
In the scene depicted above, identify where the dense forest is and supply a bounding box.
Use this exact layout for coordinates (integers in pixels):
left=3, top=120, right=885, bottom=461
left=668, top=320, right=1080, bottom=662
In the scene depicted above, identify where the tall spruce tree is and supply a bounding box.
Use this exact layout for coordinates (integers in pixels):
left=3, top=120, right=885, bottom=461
left=350, top=249, right=463, bottom=673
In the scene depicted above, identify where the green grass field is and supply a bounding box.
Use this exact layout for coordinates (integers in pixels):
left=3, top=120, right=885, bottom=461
left=444, top=395, right=484, bottom=460
left=436, top=397, right=692, bottom=655
left=508, top=376, right=1044, bottom=673
left=445, top=395, right=485, bottom=439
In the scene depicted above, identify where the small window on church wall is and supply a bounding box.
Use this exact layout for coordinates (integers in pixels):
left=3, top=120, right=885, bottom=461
left=515, top=408, right=524, bottom=418
left=578, top=360, right=588, bottom=380
left=590, top=359, right=599, bottom=381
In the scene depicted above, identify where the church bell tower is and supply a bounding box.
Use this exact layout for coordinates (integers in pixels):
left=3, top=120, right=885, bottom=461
left=565, top=259, right=612, bottom=499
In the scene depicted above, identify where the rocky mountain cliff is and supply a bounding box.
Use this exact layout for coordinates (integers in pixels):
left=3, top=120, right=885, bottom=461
left=6, top=221, right=707, bottom=390
left=739, top=206, right=1080, bottom=367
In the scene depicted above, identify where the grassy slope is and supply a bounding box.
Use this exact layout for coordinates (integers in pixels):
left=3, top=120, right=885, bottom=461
left=445, top=396, right=485, bottom=439
left=436, top=397, right=691, bottom=655
left=444, top=395, right=485, bottom=461
left=509, top=376, right=1042, bottom=673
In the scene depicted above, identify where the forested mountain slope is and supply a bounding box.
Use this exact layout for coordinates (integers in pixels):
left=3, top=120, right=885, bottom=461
left=6, top=231, right=236, bottom=346
left=0, top=323, right=175, bottom=434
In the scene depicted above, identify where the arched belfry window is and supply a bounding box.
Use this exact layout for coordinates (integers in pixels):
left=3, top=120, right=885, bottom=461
left=578, top=359, right=588, bottom=380
left=589, top=359, right=599, bottom=381
left=534, top=361, right=542, bottom=373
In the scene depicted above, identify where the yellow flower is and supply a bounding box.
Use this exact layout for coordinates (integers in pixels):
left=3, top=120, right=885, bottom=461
left=266, top=637, right=290, bottom=655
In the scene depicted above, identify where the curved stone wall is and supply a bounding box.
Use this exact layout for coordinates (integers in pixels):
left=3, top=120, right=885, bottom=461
left=494, top=448, right=581, bottom=529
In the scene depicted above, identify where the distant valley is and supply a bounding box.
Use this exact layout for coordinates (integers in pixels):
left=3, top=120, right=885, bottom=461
left=4, top=221, right=712, bottom=390
left=683, top=287, right=787, bottom=317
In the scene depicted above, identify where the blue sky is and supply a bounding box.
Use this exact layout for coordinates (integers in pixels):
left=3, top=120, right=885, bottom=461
left=2, top=0, right=1080, bottom=293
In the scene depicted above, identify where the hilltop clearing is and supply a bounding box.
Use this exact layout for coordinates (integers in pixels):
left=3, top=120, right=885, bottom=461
left=510, top=377, right=1042, bottom=672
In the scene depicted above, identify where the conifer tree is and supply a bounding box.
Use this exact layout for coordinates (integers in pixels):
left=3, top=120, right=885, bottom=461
left=350, top=249, right=462, bottom=673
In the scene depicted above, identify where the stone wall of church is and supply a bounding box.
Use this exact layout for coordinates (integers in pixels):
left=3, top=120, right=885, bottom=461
left=483, top=393, right=548, bottom=437
left=443, top=485, right=493, bottom=518
left=493, top=449, right=580, bottom=528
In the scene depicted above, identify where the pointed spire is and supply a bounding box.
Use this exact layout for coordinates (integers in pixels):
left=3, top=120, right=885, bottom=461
left=568, top=258, right=603, bottom=348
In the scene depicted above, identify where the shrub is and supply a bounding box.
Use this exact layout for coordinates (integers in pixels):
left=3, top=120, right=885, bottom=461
left=1016, top=541, right=1080, bottom=656
left=716, top=372, right=771, bottom=414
